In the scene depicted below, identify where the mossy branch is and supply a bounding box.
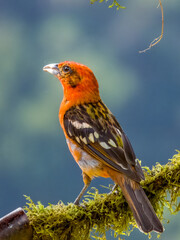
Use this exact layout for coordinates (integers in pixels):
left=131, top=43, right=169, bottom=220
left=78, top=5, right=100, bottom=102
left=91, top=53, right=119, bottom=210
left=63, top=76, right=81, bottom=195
left=24, top=151, right=180, bottom=240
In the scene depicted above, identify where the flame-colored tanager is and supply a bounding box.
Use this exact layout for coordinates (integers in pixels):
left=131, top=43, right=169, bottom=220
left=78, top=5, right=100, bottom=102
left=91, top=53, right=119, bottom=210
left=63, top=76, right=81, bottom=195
left=43, top=61, right=163, bottom=233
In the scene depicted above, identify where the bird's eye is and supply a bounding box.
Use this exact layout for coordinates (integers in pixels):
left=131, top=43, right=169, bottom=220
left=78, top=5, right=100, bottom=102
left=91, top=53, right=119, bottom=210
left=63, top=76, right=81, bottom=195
left=62, top=65, right=71, bottom=73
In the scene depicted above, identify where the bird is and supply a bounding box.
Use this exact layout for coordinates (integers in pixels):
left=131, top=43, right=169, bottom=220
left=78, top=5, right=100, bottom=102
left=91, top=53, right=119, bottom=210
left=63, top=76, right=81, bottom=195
left=43, top=61, right=163, bottom=233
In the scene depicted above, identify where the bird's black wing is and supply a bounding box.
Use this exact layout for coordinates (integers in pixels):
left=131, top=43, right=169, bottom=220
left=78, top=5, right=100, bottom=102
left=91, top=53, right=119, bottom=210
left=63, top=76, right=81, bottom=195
left=64, top=101, right=144, bottom=182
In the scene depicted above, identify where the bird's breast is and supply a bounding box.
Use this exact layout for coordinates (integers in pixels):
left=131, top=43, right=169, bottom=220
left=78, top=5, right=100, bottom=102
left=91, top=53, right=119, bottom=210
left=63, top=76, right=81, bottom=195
left=66, top=139, right=109, bottom=179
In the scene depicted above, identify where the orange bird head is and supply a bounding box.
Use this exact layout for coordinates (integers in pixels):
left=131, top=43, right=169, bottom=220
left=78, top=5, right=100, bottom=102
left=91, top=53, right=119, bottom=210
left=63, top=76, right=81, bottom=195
left=43, top=61, right=100, bottom=104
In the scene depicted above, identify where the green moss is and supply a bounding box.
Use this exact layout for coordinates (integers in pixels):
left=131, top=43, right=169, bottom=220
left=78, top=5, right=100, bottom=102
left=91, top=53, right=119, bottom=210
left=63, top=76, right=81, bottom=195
left=24, top=151, right=180, bottom=240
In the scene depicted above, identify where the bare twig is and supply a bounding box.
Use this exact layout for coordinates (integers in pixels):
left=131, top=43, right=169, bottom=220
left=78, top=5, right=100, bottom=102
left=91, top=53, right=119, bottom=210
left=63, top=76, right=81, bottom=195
left=139, top=0, right=164, bottom=53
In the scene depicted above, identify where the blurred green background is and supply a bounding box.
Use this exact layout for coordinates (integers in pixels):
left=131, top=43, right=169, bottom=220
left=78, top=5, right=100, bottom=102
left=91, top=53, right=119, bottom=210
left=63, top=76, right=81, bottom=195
left=0, top=0, right=179, bottom=239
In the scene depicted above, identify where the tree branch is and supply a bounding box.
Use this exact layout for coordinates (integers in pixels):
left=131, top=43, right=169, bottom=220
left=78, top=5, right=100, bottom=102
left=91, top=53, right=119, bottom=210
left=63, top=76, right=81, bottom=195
left=90, top=0, right=164, bottom=53
left=90, top=0, right=125, bottom=10
left=24, top=151, right=180, bottom=240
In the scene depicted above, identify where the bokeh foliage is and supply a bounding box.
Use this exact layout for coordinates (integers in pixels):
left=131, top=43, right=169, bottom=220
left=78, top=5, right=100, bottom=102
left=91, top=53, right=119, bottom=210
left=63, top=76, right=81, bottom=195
left=0, top=1, right=180, bottom=239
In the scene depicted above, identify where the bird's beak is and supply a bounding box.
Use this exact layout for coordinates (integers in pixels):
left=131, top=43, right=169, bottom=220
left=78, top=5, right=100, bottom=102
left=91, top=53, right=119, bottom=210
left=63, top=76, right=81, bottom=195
left=43, top=63, right=60, bottom=76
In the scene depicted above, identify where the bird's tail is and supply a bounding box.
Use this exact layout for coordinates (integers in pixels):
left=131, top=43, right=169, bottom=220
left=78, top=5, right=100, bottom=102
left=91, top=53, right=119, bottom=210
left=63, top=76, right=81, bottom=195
left=108, top=172, right=164, bottom=233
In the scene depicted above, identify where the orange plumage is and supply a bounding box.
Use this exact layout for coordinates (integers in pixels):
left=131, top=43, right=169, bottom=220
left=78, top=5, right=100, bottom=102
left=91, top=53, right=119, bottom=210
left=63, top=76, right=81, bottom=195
left=43, top=61, right=163, bottom=234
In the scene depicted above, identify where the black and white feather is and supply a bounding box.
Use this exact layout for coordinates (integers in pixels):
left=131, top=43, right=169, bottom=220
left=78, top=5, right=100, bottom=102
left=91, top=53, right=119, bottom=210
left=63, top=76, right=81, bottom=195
left=64, top=101, right=144, bottom=182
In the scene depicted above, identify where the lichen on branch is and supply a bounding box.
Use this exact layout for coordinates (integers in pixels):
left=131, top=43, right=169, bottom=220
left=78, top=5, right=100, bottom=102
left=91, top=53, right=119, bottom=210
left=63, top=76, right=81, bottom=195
left=24, top=151, right=180, bottom=240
